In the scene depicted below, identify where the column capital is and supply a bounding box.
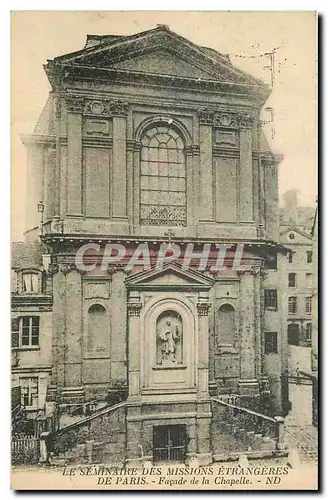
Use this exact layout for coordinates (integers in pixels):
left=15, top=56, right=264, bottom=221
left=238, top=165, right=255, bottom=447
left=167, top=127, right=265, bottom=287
left=108, top=100, right=129, bottom=117
left=127, top=302, right=142, bottom=316
left=213, top=111, right=253, bottom=129
left=198, top=108, right=214, bottom=125
left=66, top=95, right=84, bottom=113
left=107, top=263, right=130, bottom=275
left=197, top=302, right=211, bottom=316
left=47, top=263, right=59, bottom=276
left=59, top=263, right=77, bottom=276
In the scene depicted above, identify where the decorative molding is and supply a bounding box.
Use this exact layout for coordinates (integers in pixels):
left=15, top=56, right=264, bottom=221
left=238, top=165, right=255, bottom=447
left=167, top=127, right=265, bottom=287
left=127, top=302, right=142, bottom=316
left=66, top=95, right=84, bottom=114
left=107, top=263, right=130, bottom=275
left=198, top=108, right=253, bottom=129
left=84, top=99, right=129, bottom=117
left=197, top=302, right=211, bottom=316
left=47, top=263, right=59, bottom=276
left=249, top=265, right=262, bottom=276
left=198, top=108, right=214, bottom=125
left=109, top=100, right=129, bottom=117
left=59, top=263, right=76, bottom=276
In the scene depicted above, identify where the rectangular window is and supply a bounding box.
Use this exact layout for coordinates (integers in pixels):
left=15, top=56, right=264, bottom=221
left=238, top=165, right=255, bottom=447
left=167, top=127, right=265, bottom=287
left=306, top=323, right=312, bottom=341
left=264, top=332, right=278, bottom=354
left=288, top=297, right=297, bottom=314
left=288, top=273, right=296, bottom=287
left=264, top=289, right=278, bottom=310
left=288, top=252, right=293, bottom=264
left=306, top=273, right=312, bottom=288
left=23, top=273, right=39, bottom=294
left=12, top=316, right=40, bottom=348
left=20, top=378, right=38, bottom=408
left=306, top=296, right=312, bottom=314
left=306, top=251, right=313, bottom=264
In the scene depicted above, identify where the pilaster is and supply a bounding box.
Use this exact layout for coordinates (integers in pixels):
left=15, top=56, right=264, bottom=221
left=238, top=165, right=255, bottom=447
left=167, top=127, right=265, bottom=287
left=66, top=96, right=83, bottom=216
left=198, top=109, right=214, bottom=222
left=239, top=125, right=254, bottom=222
left=127, top=291, right=142, bottom=398
left=238, top=270, right=259, bottom=394
left=111, top=101, right=129, bottom=226
left=197, top=292, right=211, bottom=399
left=110, top=269, right=128, bottom=382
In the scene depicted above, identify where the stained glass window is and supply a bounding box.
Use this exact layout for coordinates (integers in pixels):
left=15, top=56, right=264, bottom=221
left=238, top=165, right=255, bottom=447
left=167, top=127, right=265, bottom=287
left=140, top=126, right=186, bottom=226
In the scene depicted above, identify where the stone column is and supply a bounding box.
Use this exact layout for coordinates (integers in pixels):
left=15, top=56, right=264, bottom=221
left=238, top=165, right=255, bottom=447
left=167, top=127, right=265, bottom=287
left=110, top=268, right=128, bottom=383
left=239, top=122, right=254, bottom=223
left=127, top=291, right=142, bottom=398
left=66, top=96, right=83, bottom=216
left=238, top=271, right=258, bottom=395
left=198, top=109, right=214, bottom=222
left=197, top=292, right=211, bottom=398
left=111, top=101, right=129, bottom=229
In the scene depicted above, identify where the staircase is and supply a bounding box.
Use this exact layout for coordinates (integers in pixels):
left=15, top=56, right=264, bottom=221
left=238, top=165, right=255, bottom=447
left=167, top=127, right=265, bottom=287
left=211, top=398, right=286, bottom=461
left=52, top=401, right=126, bottom=466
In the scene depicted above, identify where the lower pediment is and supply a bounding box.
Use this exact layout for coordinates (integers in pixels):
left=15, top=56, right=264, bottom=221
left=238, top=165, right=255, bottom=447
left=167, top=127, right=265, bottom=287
left=125, top=263, right=213, bottom=290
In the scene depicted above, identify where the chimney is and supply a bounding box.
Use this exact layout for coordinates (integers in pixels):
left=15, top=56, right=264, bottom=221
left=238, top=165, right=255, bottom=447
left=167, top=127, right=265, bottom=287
left=283, top=189, right=298, bottom=225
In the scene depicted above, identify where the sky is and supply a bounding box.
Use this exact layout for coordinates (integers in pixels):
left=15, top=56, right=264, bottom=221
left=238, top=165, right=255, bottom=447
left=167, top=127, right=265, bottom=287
left=11, top=11, right=317, bottom=241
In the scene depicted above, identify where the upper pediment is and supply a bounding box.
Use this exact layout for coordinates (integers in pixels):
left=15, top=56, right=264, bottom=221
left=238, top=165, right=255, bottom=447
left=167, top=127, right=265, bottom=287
left=46, top=25, right=269, bottom=96
left=125, top=263, right=214, bottom=290
left=110, top=49, right=217, bottom=81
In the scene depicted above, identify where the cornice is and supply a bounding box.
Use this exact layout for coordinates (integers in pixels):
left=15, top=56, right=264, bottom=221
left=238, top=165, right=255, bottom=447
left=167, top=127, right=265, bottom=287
left=11, top=295, right=53, bottom=308
left=21, top=134, right=56, bottom=146
left=49, top=63, right=269, bottom=105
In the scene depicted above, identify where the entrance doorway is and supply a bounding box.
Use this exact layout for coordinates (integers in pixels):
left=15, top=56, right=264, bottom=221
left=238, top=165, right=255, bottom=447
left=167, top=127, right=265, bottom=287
left=153, top=425, right=186, bottom=463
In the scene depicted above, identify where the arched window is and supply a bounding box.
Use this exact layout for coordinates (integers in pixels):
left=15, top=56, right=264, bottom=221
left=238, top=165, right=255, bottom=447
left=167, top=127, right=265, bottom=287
left=87, top=304, right=108, bottom=352
left=140, top=125, right=186, bottom=226
left=217, top=304, right=236, bottom=346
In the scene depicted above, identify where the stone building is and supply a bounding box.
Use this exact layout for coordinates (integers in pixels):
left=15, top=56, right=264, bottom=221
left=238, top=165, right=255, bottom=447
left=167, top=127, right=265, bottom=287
left=279, top=190, right=315, bottom=347
left=16, top=26, right=289, bottom=463
left=11, top=242, right=53, bottom=419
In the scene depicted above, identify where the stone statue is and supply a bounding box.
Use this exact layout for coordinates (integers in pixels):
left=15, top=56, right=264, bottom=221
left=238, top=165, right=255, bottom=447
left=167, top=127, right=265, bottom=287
left=158, top=319, right=180, bottom=363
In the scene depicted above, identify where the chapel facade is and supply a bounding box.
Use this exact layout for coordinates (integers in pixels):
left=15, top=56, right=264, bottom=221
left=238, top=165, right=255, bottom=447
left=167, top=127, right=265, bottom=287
left=17, top=26, right=289, bottom=464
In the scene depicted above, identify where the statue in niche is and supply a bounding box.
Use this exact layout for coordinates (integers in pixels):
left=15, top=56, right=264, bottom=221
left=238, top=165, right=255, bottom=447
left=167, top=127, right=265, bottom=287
left=156, top=311, right=183, bottom=365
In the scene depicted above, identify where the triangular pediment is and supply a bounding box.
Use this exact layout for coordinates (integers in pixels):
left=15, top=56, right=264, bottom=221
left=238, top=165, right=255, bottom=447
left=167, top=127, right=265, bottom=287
left=125, top=263, right=214, bottom=290
left=51, top=26, right=264, bottom=87
left=280, top=225, right=313, bottom=244
left=110, top=49, right=217, bottom=80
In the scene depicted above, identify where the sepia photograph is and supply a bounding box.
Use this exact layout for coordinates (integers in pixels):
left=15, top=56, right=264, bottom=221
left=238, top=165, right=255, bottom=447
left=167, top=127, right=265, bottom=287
left=10, top=10, right=318, bottom=490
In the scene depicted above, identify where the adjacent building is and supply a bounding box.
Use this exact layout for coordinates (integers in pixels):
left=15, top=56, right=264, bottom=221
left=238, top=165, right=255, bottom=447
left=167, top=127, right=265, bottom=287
left=279, top=190, right=315, bottom=347
left=14, top=26, right=289, bottom=463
